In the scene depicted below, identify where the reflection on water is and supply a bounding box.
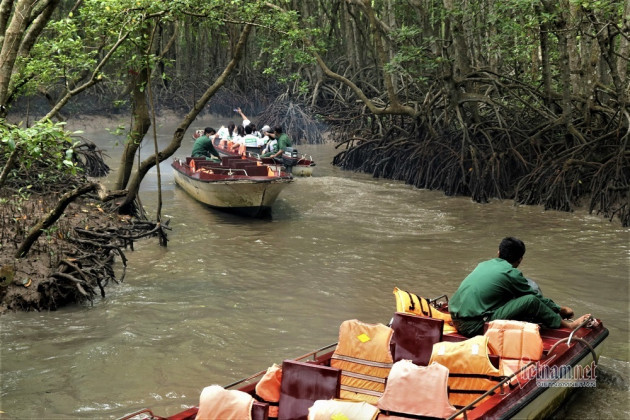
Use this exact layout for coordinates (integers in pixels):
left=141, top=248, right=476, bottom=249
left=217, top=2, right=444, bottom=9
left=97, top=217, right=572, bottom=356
left=0, top=118, right=628, bottom=418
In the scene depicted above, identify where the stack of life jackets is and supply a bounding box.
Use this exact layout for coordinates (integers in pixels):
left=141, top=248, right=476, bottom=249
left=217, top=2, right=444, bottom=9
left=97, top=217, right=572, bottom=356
left=195, top=384, right=254, bottom=420
left=377, top=359, right=458, bottom=419
left=254, top=363, right=282, bottom=418
left=393, top=287, right=458, bottom=334
left=484, top=319, right=543, bottom=384
left=330, top=319, right=394, bottom=405
left=429, top=335, right=508, bottom=408
left=307, top=399, right=379, bottom=420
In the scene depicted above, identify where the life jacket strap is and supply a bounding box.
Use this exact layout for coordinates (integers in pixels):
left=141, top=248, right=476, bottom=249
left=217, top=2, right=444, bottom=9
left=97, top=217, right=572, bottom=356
left=331, top=354, right=394, bottom=369
left=342, top=370, right=387, bottom=384
left=405, top=290, right=416, bottom=311
left=340, top=384, right=383, bottom=397
left=448, top=373, right=507, bottom=382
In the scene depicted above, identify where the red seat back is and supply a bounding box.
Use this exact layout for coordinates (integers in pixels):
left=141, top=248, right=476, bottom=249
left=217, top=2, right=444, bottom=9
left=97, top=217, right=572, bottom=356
left=277, top=360, right=341, bottom=420
left=390, top=312, right=443, bottom=366
left=252, top=401, right=269, bottom=420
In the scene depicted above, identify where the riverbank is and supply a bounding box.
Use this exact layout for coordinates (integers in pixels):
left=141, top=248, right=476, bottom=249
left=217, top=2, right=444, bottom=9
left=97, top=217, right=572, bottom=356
left=0, top=190, right=133, bottom=314
left=0, top=111, right=179, bottom=314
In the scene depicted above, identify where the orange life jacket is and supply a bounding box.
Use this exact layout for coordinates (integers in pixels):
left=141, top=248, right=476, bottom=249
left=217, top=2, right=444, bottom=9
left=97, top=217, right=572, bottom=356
left=429, top=335, right=507, bottom=409
left=255, top=363, right=282, bottom=418
left=484, top=319, right=543, bottom=379
left=377, top=360, right=457, bottom=419
left=308, top=399, right=379, bottom=420
left=195, top=384, right=254, bottom=420
left=393, top=287, right=458, bottom=334
left=330, top=319, right=394, bottom=405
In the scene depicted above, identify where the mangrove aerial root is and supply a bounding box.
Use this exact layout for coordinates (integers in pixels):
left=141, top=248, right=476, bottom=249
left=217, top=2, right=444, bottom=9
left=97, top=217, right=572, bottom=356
left=256, top=98, right=325, bottom=145
left=331, top=71, right=629, bottom=226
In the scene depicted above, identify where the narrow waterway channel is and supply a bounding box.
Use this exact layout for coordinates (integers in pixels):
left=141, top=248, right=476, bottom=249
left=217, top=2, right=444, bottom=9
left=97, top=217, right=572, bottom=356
left=0, top=117, right=628, bottom=418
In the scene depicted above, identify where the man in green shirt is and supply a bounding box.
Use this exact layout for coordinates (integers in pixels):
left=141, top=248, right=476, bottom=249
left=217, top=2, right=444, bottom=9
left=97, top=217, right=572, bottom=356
left=192, top=127, right=221, bottom=161
left=449, top=237, right=592, bottom=337
left=260, top=126, right=292, bottom=159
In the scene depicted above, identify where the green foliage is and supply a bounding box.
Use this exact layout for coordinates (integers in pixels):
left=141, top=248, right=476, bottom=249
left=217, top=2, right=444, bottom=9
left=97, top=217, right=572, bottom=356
left=0, top=120, right=81, bottom=176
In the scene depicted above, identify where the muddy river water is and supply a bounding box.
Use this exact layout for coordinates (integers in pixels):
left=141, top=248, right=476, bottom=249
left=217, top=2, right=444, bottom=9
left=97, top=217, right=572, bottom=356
left=0, top=117, right=628, bottom=418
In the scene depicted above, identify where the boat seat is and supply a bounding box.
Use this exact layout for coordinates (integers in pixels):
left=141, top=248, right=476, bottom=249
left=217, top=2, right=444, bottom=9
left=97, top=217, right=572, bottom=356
left=390, top=312, right=443, bottom=366
left=243, top=165, right=270, bottom=177
left=277, top=359, right=341, bottom=420
left=221, top=156, right=243, bottom=165
left=252, top=401, right=270, bottom=420
left=195, top=160, right=219, bottom=168
left=187, top=157, right=207, bottom=165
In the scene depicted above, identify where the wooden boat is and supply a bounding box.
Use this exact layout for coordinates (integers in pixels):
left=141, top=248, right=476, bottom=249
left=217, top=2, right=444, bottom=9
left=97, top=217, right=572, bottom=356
left=120, top=293, right=608, bottom=420
left=193, top=130, right=317, bottom=177
left=172, top=156, right=293, bottom=218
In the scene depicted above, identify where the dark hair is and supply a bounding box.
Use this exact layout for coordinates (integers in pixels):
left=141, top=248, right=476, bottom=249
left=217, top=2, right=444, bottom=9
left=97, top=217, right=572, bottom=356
left=228, top=122, right=235, bottom=136
left=204, top=127, right=216, bottom=135
left=498, top=237, right=526, bottom=264
left=273, top=126, right=283, bottom=134
left=245, top=124, right=253, bottom=134
left=236, top=125, right=245, bottom=137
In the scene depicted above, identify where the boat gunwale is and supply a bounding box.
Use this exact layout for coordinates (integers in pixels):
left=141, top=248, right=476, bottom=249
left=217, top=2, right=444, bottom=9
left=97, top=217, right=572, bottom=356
left=172, top=159, right=293, bottom=183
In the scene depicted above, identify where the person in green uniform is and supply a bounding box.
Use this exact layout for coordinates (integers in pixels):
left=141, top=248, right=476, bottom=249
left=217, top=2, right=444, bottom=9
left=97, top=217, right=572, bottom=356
left=448, top=237, right=592, bottom=337
left=260, top=126, right=291, bottom=159
left=192, top=127, right=221, bottom=161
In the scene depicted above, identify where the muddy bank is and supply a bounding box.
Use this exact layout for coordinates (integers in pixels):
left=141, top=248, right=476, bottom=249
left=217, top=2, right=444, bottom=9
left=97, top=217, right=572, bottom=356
left=0, top=114, right=174, bottom=314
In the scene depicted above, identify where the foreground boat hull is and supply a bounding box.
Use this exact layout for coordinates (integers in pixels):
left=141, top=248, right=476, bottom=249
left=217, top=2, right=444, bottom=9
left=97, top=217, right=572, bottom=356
left=120, top=299, right=609, bottom=420
left=467, top=325, right=609, bottom=419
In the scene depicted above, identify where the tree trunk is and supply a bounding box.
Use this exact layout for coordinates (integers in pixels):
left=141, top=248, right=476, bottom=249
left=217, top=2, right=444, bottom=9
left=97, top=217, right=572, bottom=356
left=114, top=68, right=151, bottom=191
left=116, top=24, right=253, bottom=214
left=0, top=0, right=37, bottom=114
left=15, top=182, right=98, bottom=258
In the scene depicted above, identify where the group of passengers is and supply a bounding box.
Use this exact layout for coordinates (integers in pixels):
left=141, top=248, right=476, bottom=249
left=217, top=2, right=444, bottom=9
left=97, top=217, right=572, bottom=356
left=192, top=107, right=292, bottom=160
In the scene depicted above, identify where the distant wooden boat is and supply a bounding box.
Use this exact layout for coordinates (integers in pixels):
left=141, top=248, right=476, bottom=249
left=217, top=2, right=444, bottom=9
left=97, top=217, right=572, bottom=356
left=193, top=129, right=317, bottom=177
left=172, top=156, right=293, bottom=218
left=120, top=292, right=608, bottom=420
